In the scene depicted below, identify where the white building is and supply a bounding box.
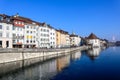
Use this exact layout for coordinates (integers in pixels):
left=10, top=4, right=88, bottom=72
left=12, top=15, right=24, bottom=48
left=70, top=33, right=81, bottom=47
left=87, top=33, right=100, bottom=48
left=48, top=25, right=56, bottom=48
left=0, top=14, right=13, bottom=48
left=24, top=22, right=38, bottom=48
left=37, top=23, right=50, bottom=48
left=37, top=23, right=57, bottom=48
left=65, top=33, right=70, bottom=47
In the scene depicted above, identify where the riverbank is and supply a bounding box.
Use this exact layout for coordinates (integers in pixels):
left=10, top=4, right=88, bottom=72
left=0, top=46, right=88, bottom=64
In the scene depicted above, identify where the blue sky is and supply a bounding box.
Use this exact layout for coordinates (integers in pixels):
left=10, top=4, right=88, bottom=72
left=0, top=0, right=120, bottom=41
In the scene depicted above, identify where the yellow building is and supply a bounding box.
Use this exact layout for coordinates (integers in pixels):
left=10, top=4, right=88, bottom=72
left=56, top=30, right=61, bottom=48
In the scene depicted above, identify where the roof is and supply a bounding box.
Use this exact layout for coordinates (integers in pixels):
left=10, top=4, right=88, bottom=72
left=70, top=34, right=79, bottom=37
left=12, top=14, right=40, bottom=25
left=87, top=33, right=98, bottom=39
left=56, top=29, right=69, bottom=34
left=0, top=14, right=12, bottom=24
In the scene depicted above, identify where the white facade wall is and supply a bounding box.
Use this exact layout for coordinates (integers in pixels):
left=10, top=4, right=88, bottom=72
left=88, top=39, right=100, bottom=47
left=70, top=36, right=81, bottom=46
left=24, top=23, right=38, bottom=48
left=12, top=26, right=24, bottom=45
left=49, top=28, right=56, bottom=48
left=37, top=26, right=49, bottom=48
left=0, top=23, right=13, bottom=48
left=66, top=34, right=70, bottom=47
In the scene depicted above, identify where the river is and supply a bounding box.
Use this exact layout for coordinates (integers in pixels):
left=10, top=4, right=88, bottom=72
left=0, top=47, right=120, bottom=80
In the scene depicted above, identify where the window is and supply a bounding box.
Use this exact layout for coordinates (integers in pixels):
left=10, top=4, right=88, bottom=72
left=20, top=28, right=22, bottom=31
left=0, top=32, right=2, bottom=37
left=27, top=31, right=29, bottom=33
left=95, top=40, right=97, bottom=43
left=0, top=25, right=2, bottom=29
left=26, top=40, right=29, bottom=43
left=30, top=40, right=32, bottom=43
left=0, top=41, right=2, bottom=47
left=27, top=26, right=29, bottom=28
left=33, top=41, right=35, bottom=43
left=17, top=40, right=19, bottom=42
left=0, top=16, right=3, bottom=21
left=15, top=22, right=17, bottom=24
left=6, top=18, right=10, bottom=22
left=27, top=35, right=29, bottom=39
left=44, top=29, right=46, bottom=32
left=17, top=27, right=19, bottom=31
left=6, top=26, right=9, bottom=30
left=41, top=29, right=43, bottom=31
left=13, top=40, right=15, bottom=43
left=19, top=22, right=21, bottom=24
left=13, top=34, right=16, bottom=38
left=13, top=26, right=15, bottom=30
left=30, top=31, right=32, bottom=34
left=33, top=36, right=35, bottom=38
left=22, top=22, right=24, bottom=25
left=6, top=33, right=9, bottom=38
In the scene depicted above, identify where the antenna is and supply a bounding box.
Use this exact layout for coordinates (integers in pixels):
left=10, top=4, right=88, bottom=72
left=112, top=36, right=115, bottom=42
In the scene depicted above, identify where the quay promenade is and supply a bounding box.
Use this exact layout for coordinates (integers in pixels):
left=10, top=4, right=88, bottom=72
left=0, top=46, right=88, bottom=64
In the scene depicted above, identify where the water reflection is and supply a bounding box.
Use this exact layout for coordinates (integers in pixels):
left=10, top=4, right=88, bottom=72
left=71, top=51, right=81, bottom=61
left=87, top=48, right=101, bottom=60
left=57, top=55, right=70, bottom=71
left=0, top=51, right=82, bottom=80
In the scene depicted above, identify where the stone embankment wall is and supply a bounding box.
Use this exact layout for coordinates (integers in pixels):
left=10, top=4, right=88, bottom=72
left=0, top=46, right=88, bottom=64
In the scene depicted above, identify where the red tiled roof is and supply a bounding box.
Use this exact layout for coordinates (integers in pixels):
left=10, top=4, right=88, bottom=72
left=87, top=33, right=98, bottom=39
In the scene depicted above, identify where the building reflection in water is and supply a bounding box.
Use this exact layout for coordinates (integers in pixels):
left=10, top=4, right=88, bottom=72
left=87, top=48, right=101, bottom=60
left=0, top=51, right=82, bottom=80
left=71, top=51, right=81, bottom=61
left=0, top=58, right=58, bottom=80
left=57, top=55, right=70, bottom=71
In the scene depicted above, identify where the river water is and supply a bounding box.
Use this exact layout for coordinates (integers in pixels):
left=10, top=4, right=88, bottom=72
left=0, top=47, right=120, bottom=80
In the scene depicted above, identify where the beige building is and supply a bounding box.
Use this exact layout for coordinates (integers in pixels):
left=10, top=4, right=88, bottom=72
left=56, top=30, right=70, bottom=48
left=56, top=30, right=61, bottom=48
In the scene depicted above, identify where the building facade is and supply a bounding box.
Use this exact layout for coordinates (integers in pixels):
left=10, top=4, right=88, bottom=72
left=56, top=30, right=61, bottom=48
left=0, top=14, right=13, bottom=48
left=48, top=25, right=56, bottom=48
left=37, top=23, right=50, bottom=48
left=70, top=33, right=81, bottom=47
left=12, top=15, right=24, bottom=48
left=24, top=21, right=38, bottom=48
left=56, top=30, right=70, bottom=48
left=0, top=13, right=82, bottom=48
left=86, top=33, right=100, bottom=48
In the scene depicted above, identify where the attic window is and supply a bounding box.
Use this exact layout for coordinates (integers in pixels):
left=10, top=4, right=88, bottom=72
left=6, top=18, right=10, bottom=22
left=0, top=16, right=3, bottom=21
left=32, top=22, right=35, bottom=24
left=0, top=25, right=2, bottom=29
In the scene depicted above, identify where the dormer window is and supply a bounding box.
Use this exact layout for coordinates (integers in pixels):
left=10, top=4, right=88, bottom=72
left=19, top=21, right=21, bottom=24
left=0, top=16, right=3, bottom=21
left=6, top=18, right=10, bottom=22
left=22, top=22, right=24, bottom=25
